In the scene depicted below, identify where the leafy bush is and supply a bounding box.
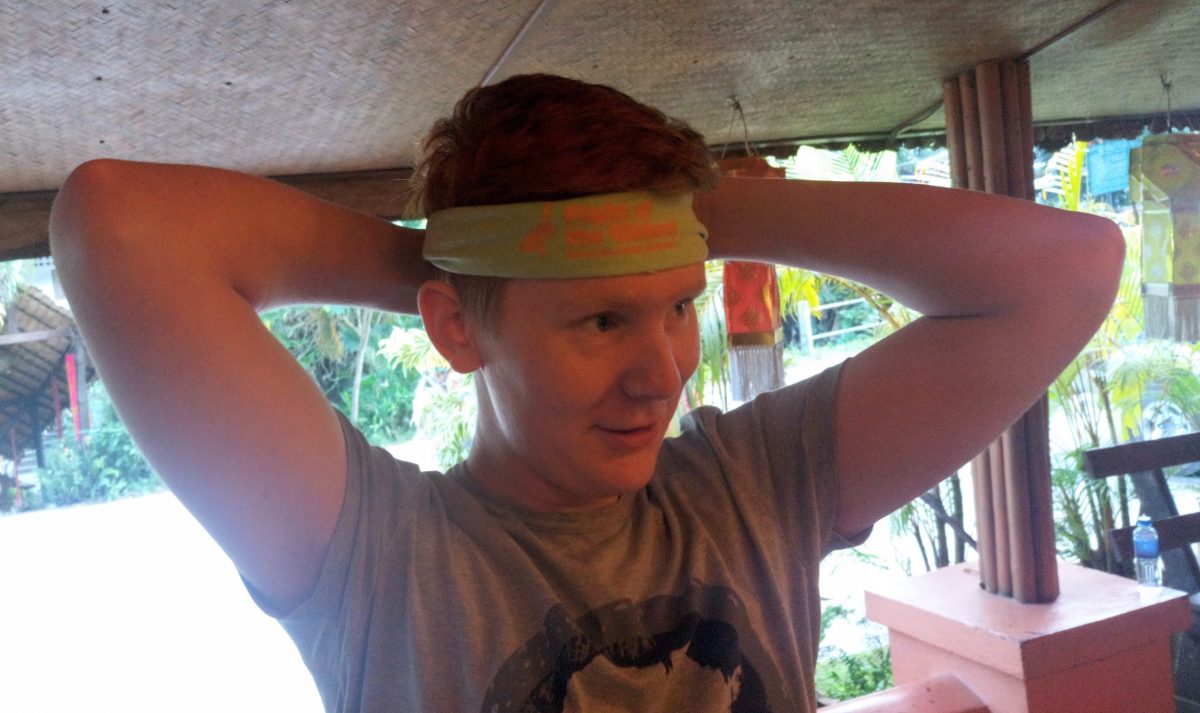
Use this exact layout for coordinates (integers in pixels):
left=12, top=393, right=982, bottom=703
left=815, top=646, right=892, bottom=702
left=28, top=388, right=162, bottom=510
left=263, top=306, right=422, bottom=443
left=815, top=601, right=893, bottom=702
left=380, top=326, right=475, bottom=469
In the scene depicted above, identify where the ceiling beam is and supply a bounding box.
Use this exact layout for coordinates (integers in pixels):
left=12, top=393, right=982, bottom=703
left=274, top=167, right=414, bottom=218
left=0, top=190, right=56, bottom=262
left=0, top=327, right=72, bottom=346
left=0, top=167, right=415, bottom=263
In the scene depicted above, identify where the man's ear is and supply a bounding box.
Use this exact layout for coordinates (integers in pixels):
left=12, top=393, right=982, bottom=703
left=417, top=280, right=484, bottom=374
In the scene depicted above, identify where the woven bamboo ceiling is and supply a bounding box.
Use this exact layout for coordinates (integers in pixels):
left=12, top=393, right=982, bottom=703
left=2, top=0, right=1198, bottom=258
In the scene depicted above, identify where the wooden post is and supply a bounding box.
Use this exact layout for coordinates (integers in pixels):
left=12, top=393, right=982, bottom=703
left=975, top=60, right=1008, bottom=195
left=33, top=423, right=44, bottom=469
left=950, top=57, right=1059, bottom=603
left=958, top=73, right=984, bottom=191
left=943, top=79, right=967, bottom=189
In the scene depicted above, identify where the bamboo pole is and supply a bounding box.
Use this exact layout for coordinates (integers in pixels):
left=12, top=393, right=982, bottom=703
left=943, top=79, right=968, bottom=189
left=958, top=73, right=985, bottom=191
left=949, top=56, right=1060, bottom=603
left=1003, top=423, right=1037, bottom=601
left=1016, top=61, right=1037, bottom=202
left=989, top=439, right=1012, bottom=595
left=1027, top=397, right=1060, bottom=601
left=1000, top=60, right=1030, bottom=199
left=975, top=60, right=1008, bottom=195
left=973, top=449, right=999, bottom=593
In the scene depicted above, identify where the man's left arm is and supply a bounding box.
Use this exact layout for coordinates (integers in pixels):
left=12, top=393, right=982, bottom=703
left=695, top=177, right=1123, bottom=539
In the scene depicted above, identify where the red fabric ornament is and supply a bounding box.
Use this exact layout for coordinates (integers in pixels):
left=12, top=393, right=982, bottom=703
left=65, top=353, right=82, bottom=442
left=718, top=157, right=787, bottom=401
left=723, top=261, right=784, bottom=347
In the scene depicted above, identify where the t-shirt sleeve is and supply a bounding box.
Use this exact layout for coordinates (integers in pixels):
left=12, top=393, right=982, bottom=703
left=244, top=411, right=426, bottom=680
left=675, top=360, right=871, bottom=558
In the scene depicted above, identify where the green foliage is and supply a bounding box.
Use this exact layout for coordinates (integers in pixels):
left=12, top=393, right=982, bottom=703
left=1038, top=141, right=1090, bottom=211
left=1107, top=340, right=1200, bottom=438
left=776, top=145, right=900, bottom=183
left=412, top=374, right=475, bottom=469
left=379, top=327, right=475, bottom=469
left=380, top=323, right=452, bottom=374
left=815, top=647, right=893, bottom=702
left=1046, top=208, right=1200, bottom=573
left=0, top=261, right=31, bottom=308
left=889, top=474, right=973, bottom=573
left=263, top=306, right=420, bottom=443
left=685, top=261, right=731, bottom=410
left=28, top=387, right=162, bottom=510
left=1051, top=451, right=1122, bottom=572
left=815, top=600, right=892, bottom=702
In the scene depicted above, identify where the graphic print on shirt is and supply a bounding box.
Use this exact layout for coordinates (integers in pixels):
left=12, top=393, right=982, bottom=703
left=480, top=581, right=792, bottom=712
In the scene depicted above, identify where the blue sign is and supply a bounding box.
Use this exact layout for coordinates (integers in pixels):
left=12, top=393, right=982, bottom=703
left=1086, top=138, right=1141, bottom=196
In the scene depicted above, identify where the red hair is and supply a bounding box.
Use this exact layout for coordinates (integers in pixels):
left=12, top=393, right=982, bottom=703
left=408, top=74, right=718, bottom=324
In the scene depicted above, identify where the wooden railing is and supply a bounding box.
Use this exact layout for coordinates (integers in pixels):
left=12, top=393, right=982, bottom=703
left=823, top=674, right=987, bottom=713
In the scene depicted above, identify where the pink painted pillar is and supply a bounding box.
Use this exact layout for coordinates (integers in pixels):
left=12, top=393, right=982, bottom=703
left=866, top=561, right=1191, bottom=713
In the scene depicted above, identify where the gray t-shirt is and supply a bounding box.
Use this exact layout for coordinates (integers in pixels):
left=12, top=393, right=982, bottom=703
left=258, top=362, right=856, bottom=712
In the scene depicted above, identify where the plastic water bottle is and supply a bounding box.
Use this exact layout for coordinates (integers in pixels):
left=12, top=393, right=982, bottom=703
left=1132, top=514, right=1160, bottom=588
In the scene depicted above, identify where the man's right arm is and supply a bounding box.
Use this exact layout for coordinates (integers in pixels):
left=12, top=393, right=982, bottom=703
left=49, top=159, right=431, bottom=610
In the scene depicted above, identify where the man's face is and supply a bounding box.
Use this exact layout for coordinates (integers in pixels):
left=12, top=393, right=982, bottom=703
left=467, top=263, right=706, bottom=511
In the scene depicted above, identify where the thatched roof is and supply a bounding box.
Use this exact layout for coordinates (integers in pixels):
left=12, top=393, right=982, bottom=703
left=2, top=0, right=1197, bottom=258
left=0, top=287, right=88, bottom=457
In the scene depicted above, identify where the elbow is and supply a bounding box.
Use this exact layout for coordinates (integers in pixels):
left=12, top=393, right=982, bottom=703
left=50, top=159, right=139, bottom=263
left=54, top=158, right=131, bottom=213
left=1061, top=214, right=1125, bottom=331
left=1088, top=215, right=1125, bottom=312
left=50, top=159, right=155, bottom=302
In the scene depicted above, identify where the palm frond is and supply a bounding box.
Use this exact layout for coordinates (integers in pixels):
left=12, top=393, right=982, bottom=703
left=379, top=327, right=450, bottom=374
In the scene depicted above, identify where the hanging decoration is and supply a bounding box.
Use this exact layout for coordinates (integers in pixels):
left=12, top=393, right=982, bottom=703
left=65, top=353, right=82, bottom=442
left=718, top=156, right=787, bottom=402
left=1132, top=133, right=1200, bottom=342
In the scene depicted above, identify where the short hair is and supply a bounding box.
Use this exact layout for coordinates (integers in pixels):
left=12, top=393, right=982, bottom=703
left=407, top=74, right=719, bottom=325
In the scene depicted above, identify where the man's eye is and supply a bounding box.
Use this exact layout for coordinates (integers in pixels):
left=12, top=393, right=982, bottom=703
left=592, top=314, right=615, bottom=332
left=674, top=300, right=693, bottom=317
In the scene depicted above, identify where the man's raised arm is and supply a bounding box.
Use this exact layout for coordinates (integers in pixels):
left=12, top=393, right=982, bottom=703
left=697, top=177, right=1124, bottom=538
left=49, top=159, right=430, bottom=609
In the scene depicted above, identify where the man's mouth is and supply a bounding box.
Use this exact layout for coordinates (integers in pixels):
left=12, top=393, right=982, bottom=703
left=595, top=422, right=663, bottom=450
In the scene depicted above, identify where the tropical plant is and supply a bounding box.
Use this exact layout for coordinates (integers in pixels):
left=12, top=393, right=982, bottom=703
left=1042, top=137, right=1200, bottom=573
left=890, top=475, right=975, bottom=571
left=815, top=600, right=893, bottom=702
left=29, top=385, right=163, bottom=510
left=684, top=262, right=732, bottom=411
left=815, top=644, right=893, bottom=703
left=379, top=326, right=475, bottom=469
left=1036, top=141, right=1088, bottom=210
left=263, top=306, right=421, bottom=443
left=776, top=145, right=899, bottom=183
left=0, top=261, right=29, bottom=307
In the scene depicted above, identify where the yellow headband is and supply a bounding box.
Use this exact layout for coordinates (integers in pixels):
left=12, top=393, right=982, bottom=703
left=423, top=191, right=708, bottom=278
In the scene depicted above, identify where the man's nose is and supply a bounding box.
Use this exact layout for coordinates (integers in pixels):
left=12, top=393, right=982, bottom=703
left=623, top=327, right=685, bottom=401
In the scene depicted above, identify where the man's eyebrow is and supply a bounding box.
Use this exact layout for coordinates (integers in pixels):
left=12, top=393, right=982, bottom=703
left=685, top=278, right=708, bottom=298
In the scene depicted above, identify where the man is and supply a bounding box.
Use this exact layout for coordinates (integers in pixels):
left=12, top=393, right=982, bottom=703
left=50, top=74, right=1122, bottom=711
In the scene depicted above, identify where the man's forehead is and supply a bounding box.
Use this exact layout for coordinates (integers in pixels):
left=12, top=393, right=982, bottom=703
left=513, top=264, right=707, bottom=305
